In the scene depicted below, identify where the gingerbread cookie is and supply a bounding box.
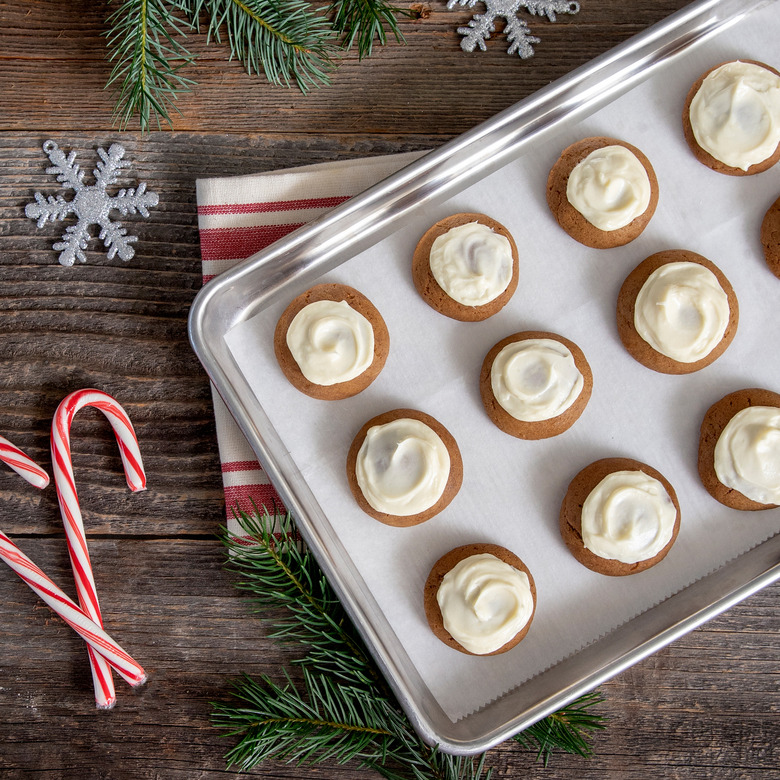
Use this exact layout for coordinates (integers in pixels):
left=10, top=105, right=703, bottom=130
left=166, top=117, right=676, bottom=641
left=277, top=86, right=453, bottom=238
left=761, top=195, right=780, bottom=278
left=346, top=408, right=463, bottom=527
left=546, top=136, right=659, bottom=248
left=616, top=250, right=738, bottom=374
left=559, top=457, right=681, bottom=576
left=479, top=331, right=592, bottom=439
left=412, top=213, right=519, bottom=322
left=683, top=60, right=780, bottom=176
left=698, top=388, right=780, bottom=510
left=423, top=543, right=536, bottom=655
left=274, top=283, right=389, bottom=400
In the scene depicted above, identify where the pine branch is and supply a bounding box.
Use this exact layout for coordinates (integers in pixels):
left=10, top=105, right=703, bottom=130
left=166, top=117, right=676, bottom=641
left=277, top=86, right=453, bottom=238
left=329, top=0, right=409, bottom=59
left=223, top=504, right=384, bottom=690
left=183, top=0, right=338, bottom=92
left=513, top=690, right=608, bottom=765
left=104, top=0, right=197, bottom=130
left=214, top=504, right=606, bottom=778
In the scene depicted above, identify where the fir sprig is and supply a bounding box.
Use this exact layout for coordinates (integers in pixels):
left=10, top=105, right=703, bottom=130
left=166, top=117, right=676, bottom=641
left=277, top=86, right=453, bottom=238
left=105, top=0, right=197, bottom=130
left=103, top=0, right=410, bottom=130
left=184, top=0, right=337, bottom=91
left=211, top=504, right=607, bottom=778
left=329, top=0, right=409, bottom=59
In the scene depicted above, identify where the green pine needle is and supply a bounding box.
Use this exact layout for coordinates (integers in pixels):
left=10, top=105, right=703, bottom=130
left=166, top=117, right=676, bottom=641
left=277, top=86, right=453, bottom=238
left=105, top=0, right=197, bottom=130
left=184, top=0, right=338, bottom=91
left=103, top=0, right=410, bottom=129
left=211, top=504, right=607, bottom=778
left=513, top=690, right=608, bottom=766
left=329, top=0, right=409, bottom=59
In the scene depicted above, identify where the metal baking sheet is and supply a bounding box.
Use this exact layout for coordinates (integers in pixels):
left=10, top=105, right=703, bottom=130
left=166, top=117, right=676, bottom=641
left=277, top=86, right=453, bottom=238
left=189, top=0, right=780, bottom=754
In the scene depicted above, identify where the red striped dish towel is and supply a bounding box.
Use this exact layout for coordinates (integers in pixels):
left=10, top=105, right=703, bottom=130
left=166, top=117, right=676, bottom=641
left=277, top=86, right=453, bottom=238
left=196, top=152, right=424, bottom=533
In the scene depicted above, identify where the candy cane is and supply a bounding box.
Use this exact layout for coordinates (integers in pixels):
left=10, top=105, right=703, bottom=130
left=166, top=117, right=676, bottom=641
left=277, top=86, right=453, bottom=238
left=51, top=389, right=146, bottom=709
left=0, top=531, right=146, bottom=686
left=0, top=435, right=50, bottom=489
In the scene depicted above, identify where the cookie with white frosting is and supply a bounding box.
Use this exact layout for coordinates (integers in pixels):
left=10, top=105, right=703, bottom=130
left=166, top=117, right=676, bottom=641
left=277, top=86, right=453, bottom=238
left=559, top=458, right=681, bottom=576
left=761, top=195, right=780, bottom=278
left=683, top=60, right=780, bottom=176
left=423, top=543, right=536, bottom=655
left=546, top=137, right=659, bottom=248
left=617, top=250, right=738, bottom=374
left=274, top=283, right=389, bottom=400
left=412, top=213, right=519, bottom=321
left=479, top=331, right=592, bottom=439
left=698, top=388, right=780, bottom=510
left=346, top=408, right=463, bottom=526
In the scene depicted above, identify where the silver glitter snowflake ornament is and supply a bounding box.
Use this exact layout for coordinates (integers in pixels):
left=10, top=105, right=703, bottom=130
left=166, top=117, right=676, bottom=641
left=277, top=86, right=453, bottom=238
left=25, top=140, right=159, bottom=267
left=447, top=0, right=580, bottom=58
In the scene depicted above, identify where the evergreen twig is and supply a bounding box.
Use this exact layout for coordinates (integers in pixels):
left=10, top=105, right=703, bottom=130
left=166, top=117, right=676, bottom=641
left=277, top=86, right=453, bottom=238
left=104, top=0, right=197, bottom=130
left=103, top=0, right=411, bottom=130
left=211, top=504, right=607, bottom=778
left=329, top=0, right=410, bottom=59
left=182, top=0, right=338, bottom=91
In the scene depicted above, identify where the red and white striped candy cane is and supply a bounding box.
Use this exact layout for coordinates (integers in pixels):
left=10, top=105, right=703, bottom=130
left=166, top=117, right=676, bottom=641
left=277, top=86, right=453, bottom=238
left=0, top=531, right=146, bottom=686
left=0, top=435, right=50, bottom=489
left=51, top=389, right=146, bottom=709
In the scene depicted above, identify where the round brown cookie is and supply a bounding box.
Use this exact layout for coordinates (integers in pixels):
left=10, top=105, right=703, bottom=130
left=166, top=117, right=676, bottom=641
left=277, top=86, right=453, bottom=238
left=423, top=543, right=536, bottom=656
left=545, top=136, right=659, bottom=249
left=761, top=195, right=780, bottom=278
left=697, top=388, right=780, bottom=510
left=616, top=249, right=738, bottom=374
left=682, top=60, right=780, bottom=176
left=411, top=212, right=519, bottom=322
left=346, top=408, right=463, bottom=527
left=274, top=283, right=389, bottom=400
left=559, top=457, right=681, bottom=576
left=479, top=330, right=592, bottom=439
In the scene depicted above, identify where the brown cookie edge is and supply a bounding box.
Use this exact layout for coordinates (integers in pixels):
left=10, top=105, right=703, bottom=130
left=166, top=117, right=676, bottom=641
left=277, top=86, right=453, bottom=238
left=423, top=543, right=537, bottom=655
left=559, top=457, right=681, bottom=576
left=346, top=408, right=463, bottom=527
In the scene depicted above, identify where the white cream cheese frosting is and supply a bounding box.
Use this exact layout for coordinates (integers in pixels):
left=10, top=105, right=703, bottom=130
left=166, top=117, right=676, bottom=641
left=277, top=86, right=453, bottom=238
left=581, top=470, right=677, bottom=564
left=714, top=406, right=780, bottom=505
left=566, top=145, right=652, bottom=231
left=689, top=60, right=780, bottom=171
left=286, top=299, right=374, bottom=385
left=436, top=553, right=534, bottom=655
left=355, top=417, right=450, bottom=516
left=633, top=261, right=730, bottom=363
left=490, top=338, right=584, bottom=422
left=429, top=222, right=514, bottom=306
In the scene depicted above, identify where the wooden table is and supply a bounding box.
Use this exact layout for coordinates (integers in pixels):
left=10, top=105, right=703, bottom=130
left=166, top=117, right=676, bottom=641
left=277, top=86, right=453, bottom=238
left=1, top=1, right=777, bottom=777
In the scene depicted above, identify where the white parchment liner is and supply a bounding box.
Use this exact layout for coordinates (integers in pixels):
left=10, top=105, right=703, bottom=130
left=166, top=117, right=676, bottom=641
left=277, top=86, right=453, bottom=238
left=225, top=3, right=780, bottom=721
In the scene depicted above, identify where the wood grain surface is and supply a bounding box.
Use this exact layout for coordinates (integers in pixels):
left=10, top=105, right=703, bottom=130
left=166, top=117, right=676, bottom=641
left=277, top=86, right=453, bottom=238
left=1, top=1, right=777, bottom=777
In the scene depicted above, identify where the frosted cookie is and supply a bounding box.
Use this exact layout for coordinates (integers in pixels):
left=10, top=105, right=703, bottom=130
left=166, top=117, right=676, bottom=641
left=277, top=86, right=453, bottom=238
left=412, top=213, right=519, bottom=322
left=274, top=283, right=389, bottom=400
left=479, top=331, right=592, bottom=439
left=546, top=137, right=659, bottom=248
left=683, top=60, right=780, bottom=176
left=346, top=408, right=463, bottom=526
left=423, top=543, right=536, bottom=656
left=616, top=250, right=738, bottom=374
left=559, top=458, right=681, bottom=576
left=698, top=388, right=780, bottom=510
left=761, top=195, right=780, bottom=278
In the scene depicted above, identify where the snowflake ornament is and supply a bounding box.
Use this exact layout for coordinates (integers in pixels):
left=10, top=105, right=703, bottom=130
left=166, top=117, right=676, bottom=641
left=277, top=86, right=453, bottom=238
left=447, top=0, right=580, bottom=58
left=25, top=140, right=159, bottom=267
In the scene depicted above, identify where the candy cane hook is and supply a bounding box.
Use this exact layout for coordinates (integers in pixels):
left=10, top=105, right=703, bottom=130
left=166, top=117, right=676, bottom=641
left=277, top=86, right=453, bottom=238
left=51, top=389, right=146, bottom=709
left=0, top=435, right=50, bottom=489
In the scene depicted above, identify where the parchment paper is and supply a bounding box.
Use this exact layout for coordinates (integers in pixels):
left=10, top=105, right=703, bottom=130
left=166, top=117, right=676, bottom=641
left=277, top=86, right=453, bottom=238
left=225, top=3, right=780, bottom=721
